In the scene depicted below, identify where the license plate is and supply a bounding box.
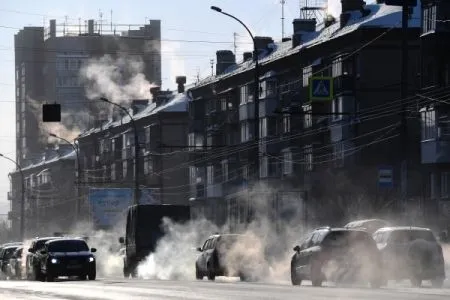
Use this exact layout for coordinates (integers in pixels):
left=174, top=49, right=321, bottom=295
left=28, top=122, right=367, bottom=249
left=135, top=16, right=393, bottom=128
left=69, top=260, right=79, bottom=264
left=67, top=265, right=81, bottom=269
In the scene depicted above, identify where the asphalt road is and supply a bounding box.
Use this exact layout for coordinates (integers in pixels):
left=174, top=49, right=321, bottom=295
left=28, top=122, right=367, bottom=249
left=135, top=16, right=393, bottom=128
left=0, top=278, right=450, bottom=300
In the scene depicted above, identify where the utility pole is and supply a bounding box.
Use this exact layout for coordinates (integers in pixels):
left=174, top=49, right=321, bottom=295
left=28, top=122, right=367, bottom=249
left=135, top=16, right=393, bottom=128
left=281, top=0, right=286, bottom=38
left=400, top=0, right=409, bottom=211
left=233, top=32, right=238, bottom=55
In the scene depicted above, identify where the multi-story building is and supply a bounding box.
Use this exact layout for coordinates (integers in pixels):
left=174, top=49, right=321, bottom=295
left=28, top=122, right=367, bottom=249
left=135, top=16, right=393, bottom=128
left=14, top=18, right=161, bottom=166
left=8, top=145, right=76, bottom=238
left=76, top=85, right=190, bottom=225
left=419, top=0, right=450, bottom=228
left=187, top=0, right=424, bottom=231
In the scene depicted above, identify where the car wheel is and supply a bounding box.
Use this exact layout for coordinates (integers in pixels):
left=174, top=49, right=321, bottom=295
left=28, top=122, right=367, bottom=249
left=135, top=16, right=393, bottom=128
left=290, top=264, right=302, bottom=286
left=206, top=263, right=215, bottom=281
left=431, top=278, right=444, bottom=288
left=195, top=266, right=203, bottom=280
left=88, top=271, right=96, bottom=281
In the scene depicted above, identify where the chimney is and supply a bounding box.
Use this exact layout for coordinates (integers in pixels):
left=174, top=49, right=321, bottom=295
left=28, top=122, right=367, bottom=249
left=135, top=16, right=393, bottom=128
left=150, top=86, right=161, bottom=99
left=341, top=0, right=366, bottom=13
left=340, top=12, right=352, bottom=28
left=216, top=50, right=236, bottom=75
left=131, top=100, right=149, bottom=115
left=88, top=19, right=94, bottom=35
left=176, top=76, right=187, bottom=93
left=254, top=36, right=274, bottom=52
left=243, top=52, right=253, bottom=61
left=49, top=20, right=56, bottom=38
left=292, top=19, right=316, bottom=48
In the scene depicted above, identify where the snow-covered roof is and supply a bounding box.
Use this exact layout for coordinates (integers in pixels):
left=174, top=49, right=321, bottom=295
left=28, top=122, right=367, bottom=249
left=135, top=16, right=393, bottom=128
left=192, top=2, right=421, bottom=89
left=17, top=149, right=76, bottom=173
left=79, top=92, right=189, bottom=138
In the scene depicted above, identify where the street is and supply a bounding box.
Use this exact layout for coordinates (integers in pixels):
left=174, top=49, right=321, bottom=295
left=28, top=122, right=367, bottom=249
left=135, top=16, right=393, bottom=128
left=1, top=278, right=450, bottom=300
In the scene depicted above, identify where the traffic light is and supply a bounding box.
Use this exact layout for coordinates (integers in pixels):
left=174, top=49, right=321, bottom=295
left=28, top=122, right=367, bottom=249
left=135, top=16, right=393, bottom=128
left=42, top=104, right=61, bottom=122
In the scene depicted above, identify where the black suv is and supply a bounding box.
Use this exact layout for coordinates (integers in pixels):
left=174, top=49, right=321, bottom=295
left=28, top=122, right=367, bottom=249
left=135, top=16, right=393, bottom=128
left=291, top=227, right=382, bottom=287
left=195, top=233, right=267, bottom=281
left=26, top=237, right=61, bottom=280
left=373, top=226, right=446, bottom=287
left=37, top=238, right=97, bottom=281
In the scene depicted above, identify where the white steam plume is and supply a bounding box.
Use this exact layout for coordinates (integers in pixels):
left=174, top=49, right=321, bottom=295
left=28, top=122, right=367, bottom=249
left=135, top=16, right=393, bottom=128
left=80, top=54, right=156, bottom=104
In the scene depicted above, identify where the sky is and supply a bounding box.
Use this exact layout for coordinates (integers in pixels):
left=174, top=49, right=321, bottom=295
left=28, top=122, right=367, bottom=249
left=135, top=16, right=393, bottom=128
left=0, top=0, right=367, bottom=216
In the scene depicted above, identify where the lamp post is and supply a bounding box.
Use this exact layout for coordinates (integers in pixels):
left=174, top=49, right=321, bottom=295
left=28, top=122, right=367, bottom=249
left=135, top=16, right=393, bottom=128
left=49, top=133, right=81, bottom=222
left=0, top=153, right=25, bottom=241
left=210, top=6, right=260, bottom=179
left=99, top=97, right=140, bottom=205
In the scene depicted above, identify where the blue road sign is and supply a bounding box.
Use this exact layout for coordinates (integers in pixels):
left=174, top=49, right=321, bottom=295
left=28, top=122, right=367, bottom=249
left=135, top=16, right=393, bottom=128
left=378, top=166, right=394, bottom=189
left=309, top=77, right=333, bottom=101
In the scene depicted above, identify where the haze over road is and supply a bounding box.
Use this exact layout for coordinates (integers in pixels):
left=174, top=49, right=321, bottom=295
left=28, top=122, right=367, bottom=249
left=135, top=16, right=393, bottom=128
left=0, top=278, right=449, bottom=300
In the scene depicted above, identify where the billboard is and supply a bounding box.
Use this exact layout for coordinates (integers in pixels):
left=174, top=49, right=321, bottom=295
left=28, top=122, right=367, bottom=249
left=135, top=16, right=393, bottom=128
left=89, top=188, right=160, bottom=228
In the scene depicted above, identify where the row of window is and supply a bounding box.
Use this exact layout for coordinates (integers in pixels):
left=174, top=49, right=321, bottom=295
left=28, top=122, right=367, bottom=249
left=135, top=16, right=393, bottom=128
left=422, top=4, right=437, bottom=34
left=421, top=108, right=450, bottom=141
left=430, top=171, right=450, bottom=199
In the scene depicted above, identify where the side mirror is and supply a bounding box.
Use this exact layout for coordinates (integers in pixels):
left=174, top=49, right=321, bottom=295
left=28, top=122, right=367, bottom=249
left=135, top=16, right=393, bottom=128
left=28, top=248, right=33, bottom=253
left=118, top=237, right=125, bottom=244
left=293, top=245, right=300, bottom=252
left=91, top=248, right=97, bottom=253
left=196, top=247, right=202, bottom=252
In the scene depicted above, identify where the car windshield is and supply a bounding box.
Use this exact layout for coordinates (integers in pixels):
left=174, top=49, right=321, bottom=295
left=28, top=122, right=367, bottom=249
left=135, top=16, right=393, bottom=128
left=2, top=247, right=18, bottom=260
left=323, top=231, right=371, bottom=247
left=35, top=238, right=58, bottom=250
left=47, top=240, right=89, bottom=252
left=389, top=230, right=436, bottom=243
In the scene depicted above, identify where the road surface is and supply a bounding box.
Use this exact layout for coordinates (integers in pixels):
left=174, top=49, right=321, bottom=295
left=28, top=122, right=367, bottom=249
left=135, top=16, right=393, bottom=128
left=0, top=278, right=449, bottom=300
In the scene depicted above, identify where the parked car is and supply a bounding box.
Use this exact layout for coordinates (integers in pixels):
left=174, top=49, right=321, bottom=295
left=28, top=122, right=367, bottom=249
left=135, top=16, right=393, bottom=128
left=373, top=226, right=446, bottom=287
left=0, top=244, right=22, bottom=280
left=26, top=236, right=62, bottom=280
left=344, top=219, right=391, bottom=235
left=290, top=227, right=382, bottom=287
left=36, top=238, right=97, bottom=281
left=7, top=246, right=23, bottom=280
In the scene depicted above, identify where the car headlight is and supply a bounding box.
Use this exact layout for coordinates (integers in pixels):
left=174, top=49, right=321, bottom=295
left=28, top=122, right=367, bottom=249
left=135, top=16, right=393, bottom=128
left=88, top=257, right=95, bottom=263
left=50, top=258, right=58, bottom=264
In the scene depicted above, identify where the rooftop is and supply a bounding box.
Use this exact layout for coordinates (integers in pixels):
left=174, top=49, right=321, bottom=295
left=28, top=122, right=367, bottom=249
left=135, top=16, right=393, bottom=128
left=191, top=2, right=421, bottom=89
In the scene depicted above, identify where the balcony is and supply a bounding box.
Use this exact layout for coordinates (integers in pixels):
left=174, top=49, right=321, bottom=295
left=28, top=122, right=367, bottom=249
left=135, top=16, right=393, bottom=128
left=259, top=97, right=278, bottom=117
left=333, top=74, right=355, bottom=96
left=239, top=102, right=255, bottom=121
left=206, top=183, right=223, bottom=198
left=225, top=110, right=239, bottom=124
left=421, top=139, right=450, bottom=164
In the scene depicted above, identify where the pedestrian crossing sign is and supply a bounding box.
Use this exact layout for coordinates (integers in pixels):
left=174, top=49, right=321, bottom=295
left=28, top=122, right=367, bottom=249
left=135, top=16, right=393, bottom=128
left=309, top=77, right=333, bottom=102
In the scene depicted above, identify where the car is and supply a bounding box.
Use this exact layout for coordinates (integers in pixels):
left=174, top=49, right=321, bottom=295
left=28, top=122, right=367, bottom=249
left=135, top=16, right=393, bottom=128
left=26, top=237, right=62, bottom=280
left=0, top=244, right=21, bottom=280
left=373, top=226, right=446, bottom=287
left=344, top=219, right=391, bottom=235
left=195, top=233, right=267, bottom=281
left=36, top=238, right=97, bottom=282
left=7, top=246, right=23, bottom=280
left=290, top=227, right=382, bottom=287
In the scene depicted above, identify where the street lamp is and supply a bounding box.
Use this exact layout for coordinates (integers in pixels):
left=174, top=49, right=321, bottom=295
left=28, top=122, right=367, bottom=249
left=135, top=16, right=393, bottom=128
left=210, top=5, right=260, bottom=179
left=49, top=133, right=81, bottom=223
left=99, top=97, right=140, bottom=205
left=0, top=153, right=25, bottom=241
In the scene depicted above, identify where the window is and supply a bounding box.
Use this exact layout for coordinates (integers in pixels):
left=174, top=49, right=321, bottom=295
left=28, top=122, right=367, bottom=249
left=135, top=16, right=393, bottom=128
left=332, top=97, right=343, bottom=121
left=437, top=110, right=450, bottom=139
left=207, top=165, right=214, bottom=185
left=430, top=172, right=436, bottom=199
left=303, top=66, right=312, bottom=87
left=260, top=117, right=268, bottom=138
left=283, top=114, right=291, bottom=133
left=242, top=164, right=250, bottom=180
left=111, top=163, right=116, bottom=181
left=260, top=156, right=268, bottom=178
left=240, top=121, right=252, bottom=142
left=144, top=156, right=153, bottom=175
left=304, top=145, right=313, bottom=171
left=221, top=160, right=229, bottom=182
left=441, top=172, right=450, bottom=198
left=422, top=5, right=437, bottom=33
left=188, top=132, right=203, bottom=150
left=282, top=151, right=293, bottom=175
left=220, top=98, right=227, bottom=111
left=332, top=57, right=342, bottom=77
left=189, top=166, right=197, bottom=185
left=421, top=109, right=436, bottom=140
left=240, top=84, right=254, bottom=104
left=303, top=105, right=312, bottom=128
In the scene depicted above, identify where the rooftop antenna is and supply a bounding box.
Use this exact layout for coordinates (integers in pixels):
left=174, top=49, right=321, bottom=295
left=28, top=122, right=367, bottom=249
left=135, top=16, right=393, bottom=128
left=233, top=32, right=238, bottom=55
left=78, top=18, right=81, bottom=35
left=196, top=67, right=200, bottom=83
left=99, top=9, right=103, bottom=34
left=110, top=10, right=113, bottom=32
left=299, top=0, right=326, bottom=20
left=281, top=0, right=286, bottom=38
left=64, top=16, right=68, bottom=35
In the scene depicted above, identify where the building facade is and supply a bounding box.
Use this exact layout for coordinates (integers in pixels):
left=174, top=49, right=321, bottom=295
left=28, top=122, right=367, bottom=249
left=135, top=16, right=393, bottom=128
left=14, top=18, right=161, bottom=166
left=187, top=0, right=426, bottom=231
left=419, top=0, right=450, bottom=229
